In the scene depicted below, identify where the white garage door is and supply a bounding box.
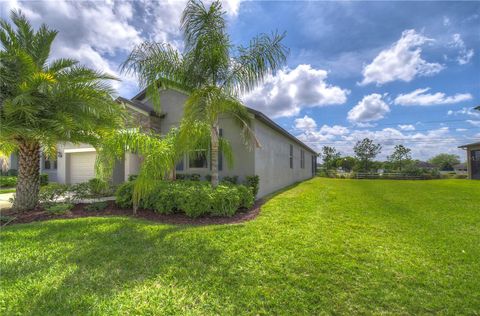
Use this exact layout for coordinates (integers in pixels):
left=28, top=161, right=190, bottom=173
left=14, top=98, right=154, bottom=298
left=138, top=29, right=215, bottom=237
left=68, top=152, right=96, bottom=184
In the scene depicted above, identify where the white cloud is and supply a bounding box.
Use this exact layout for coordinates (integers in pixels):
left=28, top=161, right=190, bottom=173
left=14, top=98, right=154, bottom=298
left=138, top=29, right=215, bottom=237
left=297, top=124, right=350, bottom=144
left=448, top=107, right=480, bottom=117
left=398, top=124, right=416, bottom=131
left=2, top=0, right=243, bottom=97
left=467, top=120, right=480, bottom=127
left=243, top=64, right=350, bottom=118
left=456, top=128, right=468, bottom=132
left=347, top=94, right=390, bottom=123
left=360, top=29, right=443, bottom=86
left=297, top=125, right=464, bottom=161
left=294, top=115, right=317, bottom=131
left=449, top=33, right=474, bottom=65
left=394, top=88, right=473, bottom=106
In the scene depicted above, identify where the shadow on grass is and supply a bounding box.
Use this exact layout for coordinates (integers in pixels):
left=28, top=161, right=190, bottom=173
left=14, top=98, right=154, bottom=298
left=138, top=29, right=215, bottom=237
left=1, top=219, right=252, bottom=314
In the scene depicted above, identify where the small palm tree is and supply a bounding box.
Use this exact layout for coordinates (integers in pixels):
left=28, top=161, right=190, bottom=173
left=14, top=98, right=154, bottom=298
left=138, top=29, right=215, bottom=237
left=121, top=0, right=288, bottom=187
left=0, top=10, right=124, bottom=210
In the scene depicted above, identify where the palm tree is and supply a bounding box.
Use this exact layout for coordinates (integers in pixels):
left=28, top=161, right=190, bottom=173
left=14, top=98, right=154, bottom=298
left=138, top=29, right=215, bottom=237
left=121, top=0, right=288, bottom=187
left=0, top=10, right=124, bottom=210
left=475, top=105, right=480, bottom=111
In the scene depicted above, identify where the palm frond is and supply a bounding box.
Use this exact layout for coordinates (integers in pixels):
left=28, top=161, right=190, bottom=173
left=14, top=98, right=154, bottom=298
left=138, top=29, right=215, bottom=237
left=223, top=32, right=288, bottom=96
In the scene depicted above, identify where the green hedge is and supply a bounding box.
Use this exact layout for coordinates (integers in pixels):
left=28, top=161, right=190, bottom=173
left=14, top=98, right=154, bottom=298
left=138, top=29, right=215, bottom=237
left=0, top=176, right=17, bottom=188
left=115, top=180, right=255, bottom=218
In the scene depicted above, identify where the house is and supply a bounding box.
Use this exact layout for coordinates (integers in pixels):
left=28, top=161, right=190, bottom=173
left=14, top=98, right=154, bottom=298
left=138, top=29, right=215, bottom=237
left=453, top=163, right=468, bottom=175
left=458, top=141, right=480, bottom=180
left=10, top=88, right=317, bottom=198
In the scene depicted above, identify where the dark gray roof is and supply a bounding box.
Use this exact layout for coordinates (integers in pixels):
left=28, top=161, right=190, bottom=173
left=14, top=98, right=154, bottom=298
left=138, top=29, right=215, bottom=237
left=453, top=163, right=467, bottom=169
left=116, top=97, right=165, bottom=118
left=130, top=89, right=318, bottom=155
left=246, top=107, right=317, bottom=154
left=458, top=141, right=480, bottom=148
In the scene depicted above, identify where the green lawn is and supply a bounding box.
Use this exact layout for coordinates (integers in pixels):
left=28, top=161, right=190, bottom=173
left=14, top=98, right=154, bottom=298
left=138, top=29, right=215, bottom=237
left=1, top=179, right=479, bottom=315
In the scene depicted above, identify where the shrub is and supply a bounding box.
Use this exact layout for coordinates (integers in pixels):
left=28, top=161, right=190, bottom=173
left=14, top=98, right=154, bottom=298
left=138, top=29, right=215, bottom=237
left=84, top=201, right=108, bottom=211
left=128, top=174, right=138, bottom=181
left=177, top=184, right=211, bottom=217
left=45, top=202, right=73, bottom=215
left=40, top=173, right=48, bottom=186
left=176, top=173, right=186, bottom=180
left=190, top=173, right=201, bottom=181
left=39, top=183, right=69, bottom=205
left=70, top=182, right=91, bottom=202
left=222, top=175, right=238, bottom=184
left=0, top=215, right=14, bottom=223
left=115, top=181, right=134, bottom=208
left=210, top=185, right=241, bottom=216
left=114, top=180, right=252, bottom=218
left=88, top=178, right=111, bottom=196
left=236, top=184, right=254, bottom=209
left=245, top=175, right=259, bottom=197
left=0, top=176, right=17, bottom=188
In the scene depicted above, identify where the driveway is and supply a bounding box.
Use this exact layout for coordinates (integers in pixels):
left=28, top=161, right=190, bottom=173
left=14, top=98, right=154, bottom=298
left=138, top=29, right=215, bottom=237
left=0, top=193, right=14, bottom=210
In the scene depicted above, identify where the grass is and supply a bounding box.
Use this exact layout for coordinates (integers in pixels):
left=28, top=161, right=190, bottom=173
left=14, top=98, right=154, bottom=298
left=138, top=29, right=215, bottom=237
left=1, top=178, right=479, bottom=315
left=0, top=188, right=15, bottom=194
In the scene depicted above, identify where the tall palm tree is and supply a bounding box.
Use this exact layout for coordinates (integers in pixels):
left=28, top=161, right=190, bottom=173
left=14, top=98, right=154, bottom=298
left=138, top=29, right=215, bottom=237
left=0, top=10, right=124, bottom=210
left=121, top=0, right=288, bottom=187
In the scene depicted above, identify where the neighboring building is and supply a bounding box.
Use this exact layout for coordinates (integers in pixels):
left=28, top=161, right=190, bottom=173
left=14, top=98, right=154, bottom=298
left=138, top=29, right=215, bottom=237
left=13, top=88, right=317, bottom=198
left=458, top=141, right=480, bottom=180
left=416, top=161, right=436, bottom=170
left=453, top=163, right=468, bottom=175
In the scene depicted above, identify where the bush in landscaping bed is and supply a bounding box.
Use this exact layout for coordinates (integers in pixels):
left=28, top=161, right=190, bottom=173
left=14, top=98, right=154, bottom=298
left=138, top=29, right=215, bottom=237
left=0, top=176, right=17, bottom=188
left=45, top=202, right=73, bottom=215
left=40, top=173, right=48, bottom=186
left=115, top=181, right=134, bottom=208
left=84, top=201, right=108, bottom=211
left=115, top=180, right=254, bottom=218
left=39, top=183, right=70, bottom=205
left=245, top=175, right=259, bottom=197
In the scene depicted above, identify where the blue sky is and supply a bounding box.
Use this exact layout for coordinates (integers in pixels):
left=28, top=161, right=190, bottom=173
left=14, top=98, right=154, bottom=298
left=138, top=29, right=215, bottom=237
left=1, top=0, right=479, bottom=160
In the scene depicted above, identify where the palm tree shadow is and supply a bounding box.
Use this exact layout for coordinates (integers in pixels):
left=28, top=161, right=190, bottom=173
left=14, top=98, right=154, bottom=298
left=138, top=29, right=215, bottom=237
left=4, top=219, right=243, bottom=314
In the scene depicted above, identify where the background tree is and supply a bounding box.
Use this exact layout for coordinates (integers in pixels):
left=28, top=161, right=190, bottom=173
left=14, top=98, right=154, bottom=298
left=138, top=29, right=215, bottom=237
left=387, top=144, right=412, bottom=171
left=428, top=153, right=460, bottom=171
left=353, top=138, right=382, bottom=172
left=321, top=146, right=340, bottom=170
left=475, top=105, right=479, bottom=111
left=120, top=0, right=288, bottom=187
left=0, top=11, right=124, bottom=210
left=335, top=156, right=357, bottom=172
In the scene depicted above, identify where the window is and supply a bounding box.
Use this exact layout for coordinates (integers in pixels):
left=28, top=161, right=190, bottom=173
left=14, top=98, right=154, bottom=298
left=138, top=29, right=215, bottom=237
left=289, top=144, right=293, bottom=169
left=189, top=150, right=208, bottom=168
left=300, top=149, right=305, bottom=169
left=53, top=160, right=57, bottom=170
left=44, top=159, right=51, bottom=170
left=175, top=157, right=184, bottom=171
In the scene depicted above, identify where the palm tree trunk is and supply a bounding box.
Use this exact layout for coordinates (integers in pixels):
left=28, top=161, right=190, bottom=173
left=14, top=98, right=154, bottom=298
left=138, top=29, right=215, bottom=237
left=210, top=124, right=219, bottom=187
left=13, top=140, right=41, bottom=211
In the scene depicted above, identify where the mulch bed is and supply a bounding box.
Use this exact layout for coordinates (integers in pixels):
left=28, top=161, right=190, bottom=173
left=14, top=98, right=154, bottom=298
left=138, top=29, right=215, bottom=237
left=1, top=200, right=264, bottom=226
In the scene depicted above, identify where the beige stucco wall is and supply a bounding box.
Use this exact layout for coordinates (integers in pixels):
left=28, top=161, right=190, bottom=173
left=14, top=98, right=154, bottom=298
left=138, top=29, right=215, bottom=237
left=254, top=119, right=316, bottom=198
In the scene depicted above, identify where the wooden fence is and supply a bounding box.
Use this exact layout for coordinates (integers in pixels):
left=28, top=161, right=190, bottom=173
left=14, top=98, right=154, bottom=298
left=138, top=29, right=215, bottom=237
left=355, top=173, right=426, bottom=180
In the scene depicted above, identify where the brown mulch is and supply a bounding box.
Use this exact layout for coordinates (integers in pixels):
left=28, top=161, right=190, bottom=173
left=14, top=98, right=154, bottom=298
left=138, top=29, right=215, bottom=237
left=1, top=200, right=264, bottom=226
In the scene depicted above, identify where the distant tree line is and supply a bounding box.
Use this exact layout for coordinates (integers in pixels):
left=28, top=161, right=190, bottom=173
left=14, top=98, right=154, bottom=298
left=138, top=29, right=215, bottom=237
left=319, top=138, right=462, bottom=175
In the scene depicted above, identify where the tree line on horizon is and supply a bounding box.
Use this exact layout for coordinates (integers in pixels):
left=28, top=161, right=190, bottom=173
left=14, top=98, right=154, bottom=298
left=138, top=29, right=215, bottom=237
left=319, top=138, right=463, bottom=175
